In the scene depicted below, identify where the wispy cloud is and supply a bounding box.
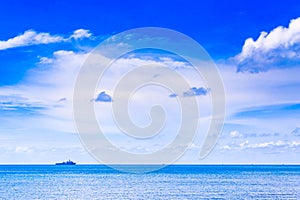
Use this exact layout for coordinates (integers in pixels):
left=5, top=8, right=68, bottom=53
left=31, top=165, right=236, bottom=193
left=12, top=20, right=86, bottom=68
left=234, top=17, right=300, bottom=73
left=225, top=130, right=280, bottom=139
left=0, top=30, right=64, bottom=50
left=0, top=29, right=92, bottom=51
left=233, top=103, right=300, bottom=119
left=222, top=140, right=300, bottom=152
left=0, top=95, right=46, bottom=116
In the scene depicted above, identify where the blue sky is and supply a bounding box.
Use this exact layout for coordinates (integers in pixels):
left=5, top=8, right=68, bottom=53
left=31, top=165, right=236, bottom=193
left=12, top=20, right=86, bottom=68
left=0, top=0, right=300, bottom=164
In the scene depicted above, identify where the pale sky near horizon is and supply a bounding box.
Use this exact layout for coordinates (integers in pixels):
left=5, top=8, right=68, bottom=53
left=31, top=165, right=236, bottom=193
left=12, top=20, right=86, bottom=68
left=0, top=0, right=300, bottom=164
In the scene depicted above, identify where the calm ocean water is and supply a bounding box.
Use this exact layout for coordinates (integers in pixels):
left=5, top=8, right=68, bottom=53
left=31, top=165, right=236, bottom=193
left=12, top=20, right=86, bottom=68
left=0, top=165, right=299, bottom=199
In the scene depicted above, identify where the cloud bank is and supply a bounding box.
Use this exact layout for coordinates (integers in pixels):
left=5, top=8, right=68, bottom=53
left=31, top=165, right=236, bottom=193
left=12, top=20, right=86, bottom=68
left=1, top=23, right=300, bottom=163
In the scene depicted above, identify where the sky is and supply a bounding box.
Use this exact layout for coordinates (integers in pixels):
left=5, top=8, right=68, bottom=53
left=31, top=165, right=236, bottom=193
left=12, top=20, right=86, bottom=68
left=0, top=0, right=300, bottom=164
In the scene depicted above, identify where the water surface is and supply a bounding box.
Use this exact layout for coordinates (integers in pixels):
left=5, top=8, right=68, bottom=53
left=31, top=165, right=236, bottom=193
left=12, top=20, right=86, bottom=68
left=1, top=165, right=299, bottom=199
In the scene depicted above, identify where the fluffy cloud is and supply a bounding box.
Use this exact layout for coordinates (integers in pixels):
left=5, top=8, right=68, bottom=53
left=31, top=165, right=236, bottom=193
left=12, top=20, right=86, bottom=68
left=183, top=87, right=208, bottom=97
left=0, top=28, right=92, bottom=51
left=70, top=29, right=92, bottom=39
left=235, top=17, right=300, bottom=73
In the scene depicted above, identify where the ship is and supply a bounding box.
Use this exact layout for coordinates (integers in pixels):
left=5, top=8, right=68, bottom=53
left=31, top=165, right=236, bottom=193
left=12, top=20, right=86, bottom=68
left=55, top=160, right=76, bottom=165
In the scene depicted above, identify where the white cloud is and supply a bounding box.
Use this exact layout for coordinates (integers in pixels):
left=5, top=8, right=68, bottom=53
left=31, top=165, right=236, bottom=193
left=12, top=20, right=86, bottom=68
left=222, top=140, right=300, bottom=151
left=39, top=56, right=54, bottom=64
left=230, top=130, right=242, bottom=138
left=15, top=146, right=33, bottom=153
left=0, top=28, right=92, bottom=51
left=222, top=145, right=231, bottom=150
left=0, top=30, right=64, bottom=50
left=234, top=17, right=300, bottom=72
left=239, top=140, right=249, bottom=149
left=70, top=29, right=92, bottom=39
left=248, top=140, right=286, bottom=149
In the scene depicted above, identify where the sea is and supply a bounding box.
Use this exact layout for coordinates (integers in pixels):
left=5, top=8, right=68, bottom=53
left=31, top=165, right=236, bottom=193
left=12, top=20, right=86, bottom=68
left=0, top=165, right=300, bottom=199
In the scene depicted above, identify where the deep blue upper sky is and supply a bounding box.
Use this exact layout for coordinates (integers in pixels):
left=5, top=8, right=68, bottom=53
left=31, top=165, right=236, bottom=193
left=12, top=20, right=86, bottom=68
left=1, top=0, right=300, bottom=58
left=0, top=0, right=300, bottom=85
